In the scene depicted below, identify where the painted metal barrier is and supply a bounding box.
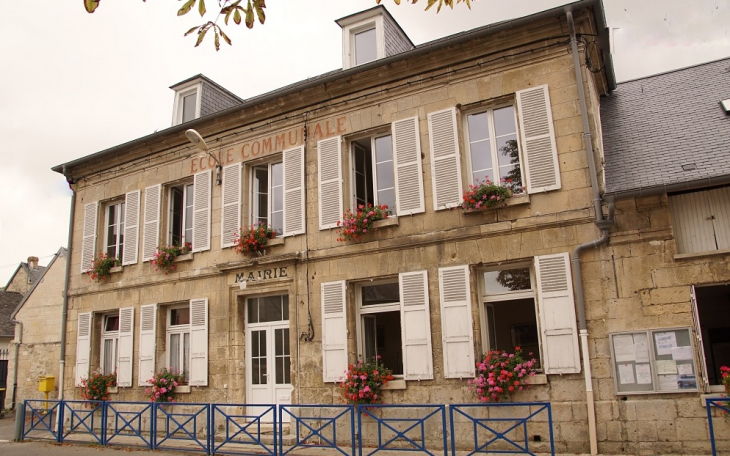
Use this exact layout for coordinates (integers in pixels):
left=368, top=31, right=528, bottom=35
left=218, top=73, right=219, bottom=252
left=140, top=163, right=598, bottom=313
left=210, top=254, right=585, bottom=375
left=104, top=401, right=155, bottom=449
left=449, top=402, right=554, bottom=456
left=59, top=399, right=105, bottom=445
left=21, top=399, right=61, bottom=442
left=154, top=402, right=210, bottom=453
left=357, top=404, right=448, bottom=456
left=281, top=404, right=356, bottom=456
left=211, top=403, right=276, bottom=455
left=706, top=397, right=730, bottom=456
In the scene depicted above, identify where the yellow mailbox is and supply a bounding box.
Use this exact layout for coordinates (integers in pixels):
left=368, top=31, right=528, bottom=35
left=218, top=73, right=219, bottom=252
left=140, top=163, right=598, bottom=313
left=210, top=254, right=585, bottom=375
left=38, top=375, right=55, bottom=393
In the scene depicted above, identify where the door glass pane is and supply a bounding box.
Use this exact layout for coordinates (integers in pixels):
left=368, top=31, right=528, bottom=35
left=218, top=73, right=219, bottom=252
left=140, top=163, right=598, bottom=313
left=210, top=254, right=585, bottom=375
left=362, top=283, right=399, bottom=306
left=275, top=328, right=291, bottom=384
left=248, top=298, right=260, bottom=324
left=170, top=307, right=190, bottom=326
left=483, top=268, right=531, bottom=294
left=251, top=330, right=267, bottom=385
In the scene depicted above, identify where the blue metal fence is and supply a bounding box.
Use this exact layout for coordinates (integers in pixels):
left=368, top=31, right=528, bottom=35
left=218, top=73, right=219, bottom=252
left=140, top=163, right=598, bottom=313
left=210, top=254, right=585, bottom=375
left=449, top=402, right=554, bottom=456
left=706, top=397, right=730, bottom=456
left=22, top=399, right=555, bottom=455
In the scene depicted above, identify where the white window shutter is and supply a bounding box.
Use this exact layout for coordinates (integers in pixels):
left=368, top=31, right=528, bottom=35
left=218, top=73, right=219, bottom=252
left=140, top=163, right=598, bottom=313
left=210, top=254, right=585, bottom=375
left=221, top=164, right=241, bottom=248
left=534, top=253, right=580, bottom=374
left=438, top=265, right=475, bottom=379
left=142, top=185, right=161, bottom=261
left=192, top=170, right=212, bottom=252
left=428, top=108, right=463, bottom=211
left=318, top=137, right=342, bottom=230
left=400, top=270, right=433, bottom=380
left=321, top=281, right=347, bottom=382
left=80, top=202, right=98, bottom=273
left=117, top=307, right=134, bottom=387
left=189, top=298, right=209, bottom=386
left=516, top=85, right=561, bottom=193
left=75, top=312, right=92, bottom=386
left=392, top=117, right=425, bottom=216
left=122, top=190, right=140, bottom=265
left=138, top=304, right=157, bottom=386
left=283, top=145, right=306, bottom=236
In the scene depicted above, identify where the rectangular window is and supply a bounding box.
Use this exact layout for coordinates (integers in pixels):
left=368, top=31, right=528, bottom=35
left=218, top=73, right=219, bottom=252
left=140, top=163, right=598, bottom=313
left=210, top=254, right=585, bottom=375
left=481, top=266, right=541, bottom=367
left=357, top=281, right=403, bottom=376
left=351, top=135, right=395, bottom=213
left=105, top=201, right=125, bottom=260
left=169, top=183, right=194, bottom=247
left=167, top=305, right=191, bottom=377
left=466, top=106, right=523, bottom=193
left=101, top=314, right=120, bottom=375
left=252, top=162, right=283, bottom=234
left=354, top=27, right=377, bottom=66
left=182, top=92, right=197, bottom=123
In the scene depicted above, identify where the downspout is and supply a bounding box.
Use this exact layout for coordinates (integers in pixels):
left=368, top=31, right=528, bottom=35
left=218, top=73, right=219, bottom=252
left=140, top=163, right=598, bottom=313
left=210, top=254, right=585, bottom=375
left=566, top=9, right=614, bottom=456
left=59, top=166, right=77, bottom=402
left=10, top=321, right=22, bottom=409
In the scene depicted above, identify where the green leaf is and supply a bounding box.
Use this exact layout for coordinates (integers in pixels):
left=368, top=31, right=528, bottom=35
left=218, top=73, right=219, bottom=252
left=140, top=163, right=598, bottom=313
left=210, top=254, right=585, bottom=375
left=254, top=3, right=265, bottom=24
left=84, top=0, right=100, bottom=13
left=224, top=7, right=233, bottom=25
left=184, top=25, right=199, bottom=36
left=214, top=28, right=220, bottom=51
left=177, top=0, right=196, bottom=16
left=195, top=26, right=208, bottom=47
left=245, top=1, right=254, bottom=29
left=234, top=9, right=242, bottom=25
left=425, top=0, right=438, bottom=11
left=198, top=0, right=206, bottom=17
left=220, top=28, right=232, bottom=46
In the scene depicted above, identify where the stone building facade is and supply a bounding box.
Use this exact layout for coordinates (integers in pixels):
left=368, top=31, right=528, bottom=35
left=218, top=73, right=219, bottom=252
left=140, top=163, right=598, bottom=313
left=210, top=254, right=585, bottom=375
left=50, top=2, right=730, bottom=454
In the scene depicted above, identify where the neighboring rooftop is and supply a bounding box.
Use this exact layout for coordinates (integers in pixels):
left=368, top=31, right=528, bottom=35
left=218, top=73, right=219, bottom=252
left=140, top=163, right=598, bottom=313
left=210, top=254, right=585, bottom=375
left=4, top=256, right=48, bottom=295
left=0, top=290, right=22, bottom=337
left=602, top=57, right=730, bottom=197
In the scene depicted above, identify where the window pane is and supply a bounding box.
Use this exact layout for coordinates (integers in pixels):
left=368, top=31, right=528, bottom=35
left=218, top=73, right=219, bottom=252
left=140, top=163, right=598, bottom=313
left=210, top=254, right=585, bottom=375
left=105, top=315, right=120, bottom=332
left=275, top=328, right=291, bottom=384
left=182, top=92, right=197, bottom=123
left=183, top=332, right=190, bottom=377
left=353, top=141, right=373, bottom=207
left=483, top=268, right=531, bottom=294
left=260, top=295, right=284, bottom=322
left=170, top=333, right=181, bottom=372
left=354, top=28, right=377, bottom=65
left=363, top=316, right=377, bottom=360
left=170, top=307, right=190, bottom=326
left=492, top=106, right=516, bottom=138
left=103, top=338, right=115, bottom=374
left=248, top=298, right=259, bottom=324
left=469, top=140, right=493, bottom=183
left=253, top=167, right=269, bottom=225
left=374, top=135, right=395, bottom=211
left=375, top=311, right=402, bottom=375
left=184, top=184, right=194, bottom=246
left=170, top=187, right=183, bottom=246
left=362, top=283, right=399, bottom=306
left=497, top=135, right=519, bottom=168
left=467, top=112, right=490, bottom=142
left=271, top=162, right=283, bottom=234
left=488, top=298, right=540, bottom=367
left=107, top=205, right=118, bottom=258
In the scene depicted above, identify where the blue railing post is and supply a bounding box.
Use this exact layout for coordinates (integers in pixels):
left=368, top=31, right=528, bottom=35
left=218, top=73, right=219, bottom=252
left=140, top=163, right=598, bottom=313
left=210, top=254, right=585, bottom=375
left=56, top=400, right=64, bottom=443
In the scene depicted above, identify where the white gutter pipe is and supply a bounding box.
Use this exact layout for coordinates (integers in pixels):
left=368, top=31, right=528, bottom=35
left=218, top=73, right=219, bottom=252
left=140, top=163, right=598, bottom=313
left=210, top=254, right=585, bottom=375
left=566, top=8, right=614, bottom=455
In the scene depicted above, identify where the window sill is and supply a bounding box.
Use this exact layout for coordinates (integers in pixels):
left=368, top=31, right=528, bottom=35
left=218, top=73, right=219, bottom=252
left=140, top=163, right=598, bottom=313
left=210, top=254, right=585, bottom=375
left=382, top=379, right=406, bottom=390
left=267, top=237, right=285, bottom=247
left=174, top=253, right=193, bottom=263
left=372, top=217, right=398, bottom=229
left=462, top=193, right=529, bottom=215
left=530, top=374, right=547, bottom=385
left=176, top=385, right=191, bottom=394
left=674, top=248, right=730, bottom=261
left=109, top=266, right=123, bottom=274
left=107, top=387, right=119, bottom=394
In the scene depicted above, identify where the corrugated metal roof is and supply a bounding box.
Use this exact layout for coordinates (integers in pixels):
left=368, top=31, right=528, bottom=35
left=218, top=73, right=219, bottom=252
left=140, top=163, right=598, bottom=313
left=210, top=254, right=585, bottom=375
left=601, top=57, right=730, bottom=196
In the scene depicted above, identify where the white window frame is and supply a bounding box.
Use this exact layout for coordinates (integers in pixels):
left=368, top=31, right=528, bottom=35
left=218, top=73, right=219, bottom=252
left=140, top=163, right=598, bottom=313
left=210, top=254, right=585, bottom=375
left=167, top=182, right=194, bottom=247
left=172, top=81, right=202, bottom=126
left=104, top=200, right=125, bottom=261
left=349, top=133, right=396, bottom=213
left=251, top=160, right=284, bottom=235
left=341, top=15, right=384, bottom=69
left=478, top=263, right=542, bottom=367
left=463, top=103, right=525, bottom=193
left=355, top=279, right=403, bottom=377
left=100, top=313, right=120, bottom=375
left=166, top=304, right=191, bottom=378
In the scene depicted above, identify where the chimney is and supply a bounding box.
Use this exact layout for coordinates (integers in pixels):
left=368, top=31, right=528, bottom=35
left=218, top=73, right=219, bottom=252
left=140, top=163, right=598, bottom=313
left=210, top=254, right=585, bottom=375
left=28, top=256, right=39, bottom=270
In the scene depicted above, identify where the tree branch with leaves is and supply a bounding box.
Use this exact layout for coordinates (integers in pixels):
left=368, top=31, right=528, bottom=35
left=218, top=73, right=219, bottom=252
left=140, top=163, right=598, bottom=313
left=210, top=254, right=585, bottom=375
left=83, top=0, right=474, bottom=51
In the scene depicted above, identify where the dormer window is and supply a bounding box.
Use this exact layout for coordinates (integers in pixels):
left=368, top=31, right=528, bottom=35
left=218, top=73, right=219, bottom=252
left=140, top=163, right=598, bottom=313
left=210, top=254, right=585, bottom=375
left=171, top=81, right=202, bottom=126
left=337, top=6, right=414, bottom=70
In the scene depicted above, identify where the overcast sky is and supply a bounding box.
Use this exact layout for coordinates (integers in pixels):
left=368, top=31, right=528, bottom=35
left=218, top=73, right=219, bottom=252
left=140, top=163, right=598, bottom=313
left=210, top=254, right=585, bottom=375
left=1, top=0, right=728, bottom=285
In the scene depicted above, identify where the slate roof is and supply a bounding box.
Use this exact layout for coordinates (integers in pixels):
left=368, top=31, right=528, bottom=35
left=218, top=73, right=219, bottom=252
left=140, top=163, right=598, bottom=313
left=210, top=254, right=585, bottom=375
left=0, top=291, right=22, bottom=337
left=601, top=57, right=730, bottom=197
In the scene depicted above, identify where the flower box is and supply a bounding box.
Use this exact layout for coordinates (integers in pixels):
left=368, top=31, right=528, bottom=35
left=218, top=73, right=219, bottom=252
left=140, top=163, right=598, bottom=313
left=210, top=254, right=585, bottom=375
left=462, top=193, right=529, bottom=214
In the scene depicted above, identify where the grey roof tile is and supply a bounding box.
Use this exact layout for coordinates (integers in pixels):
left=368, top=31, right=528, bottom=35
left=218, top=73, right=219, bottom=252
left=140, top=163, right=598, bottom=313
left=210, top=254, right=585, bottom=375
left=601, top=57, right=730, bottom=195
left=0, top=291, right=22, bottom=336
